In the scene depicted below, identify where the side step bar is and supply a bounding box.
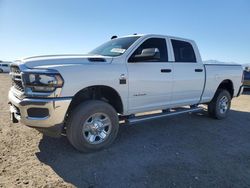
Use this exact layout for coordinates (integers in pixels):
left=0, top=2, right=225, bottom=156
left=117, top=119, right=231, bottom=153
left=125, top=107, right=204, bottom=124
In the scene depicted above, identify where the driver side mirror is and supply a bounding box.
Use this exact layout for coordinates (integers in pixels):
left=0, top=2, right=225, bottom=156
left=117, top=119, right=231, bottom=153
left=132, top=48, right=160, bottom=62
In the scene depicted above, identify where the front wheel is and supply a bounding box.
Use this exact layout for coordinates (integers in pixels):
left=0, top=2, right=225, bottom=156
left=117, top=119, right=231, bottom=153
left=66, top=100, right=119, bottom=152
left=208, top=89, right=232, bottom=119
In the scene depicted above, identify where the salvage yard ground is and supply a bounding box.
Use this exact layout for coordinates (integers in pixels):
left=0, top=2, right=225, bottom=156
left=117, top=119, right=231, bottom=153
left=0, top=73, right=250, bottom=187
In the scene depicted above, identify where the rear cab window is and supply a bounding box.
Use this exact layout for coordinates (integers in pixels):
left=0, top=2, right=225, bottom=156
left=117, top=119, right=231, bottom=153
left=244, top=71, right=250, bottom=80
left=171, top=39, right=196, bottom=62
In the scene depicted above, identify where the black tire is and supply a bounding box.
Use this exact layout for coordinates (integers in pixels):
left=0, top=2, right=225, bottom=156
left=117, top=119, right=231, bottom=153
left=208, top=89, right=231, bottom=119
left=0, top=69, right=3, bottom=73
left=66, top=100, right=119, bottom=152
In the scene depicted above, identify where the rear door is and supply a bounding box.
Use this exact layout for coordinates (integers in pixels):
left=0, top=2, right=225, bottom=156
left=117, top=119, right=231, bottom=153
left=127, top=37, right=173, bottom=113
left=170, top=39, right=205, bottom=106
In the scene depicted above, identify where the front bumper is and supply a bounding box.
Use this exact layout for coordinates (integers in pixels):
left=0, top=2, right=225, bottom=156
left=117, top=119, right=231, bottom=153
left=8, top=90, right=72, bottom=128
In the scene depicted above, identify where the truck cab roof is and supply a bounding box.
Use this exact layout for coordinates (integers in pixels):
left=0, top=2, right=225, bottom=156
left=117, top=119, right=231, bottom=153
left=120, top=34, right=194, bottom=43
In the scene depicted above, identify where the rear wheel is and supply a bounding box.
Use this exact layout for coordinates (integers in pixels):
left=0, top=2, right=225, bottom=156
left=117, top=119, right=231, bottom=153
left=66, top=100, right=119, bottom=152
left=0, top=69, right=3, bottom=73
left=208, top=89, right=231, bottom=119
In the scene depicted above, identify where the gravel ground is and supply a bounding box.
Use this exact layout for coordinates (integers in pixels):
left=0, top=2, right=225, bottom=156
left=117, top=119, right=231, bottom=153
left=0, top=73, right=250, bottom=188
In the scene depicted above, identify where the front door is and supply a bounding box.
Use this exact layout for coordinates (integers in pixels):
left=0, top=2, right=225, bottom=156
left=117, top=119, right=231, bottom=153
left=127, top=37, right=173, bottom=114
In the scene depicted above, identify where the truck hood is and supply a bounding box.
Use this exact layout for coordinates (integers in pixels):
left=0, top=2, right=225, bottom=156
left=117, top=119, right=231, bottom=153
left=16, top=54, right=113, bottom=69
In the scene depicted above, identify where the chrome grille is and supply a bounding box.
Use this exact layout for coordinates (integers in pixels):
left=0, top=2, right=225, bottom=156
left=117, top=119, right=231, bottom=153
left=10, top=65, right=24, bottom=92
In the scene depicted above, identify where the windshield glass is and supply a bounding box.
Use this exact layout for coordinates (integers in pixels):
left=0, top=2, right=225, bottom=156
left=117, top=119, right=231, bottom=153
left=89, top=36, right=140, bottom=57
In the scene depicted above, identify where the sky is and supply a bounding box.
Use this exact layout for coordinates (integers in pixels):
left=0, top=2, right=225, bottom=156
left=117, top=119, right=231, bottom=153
left=0, top=0, right=250, bottom=64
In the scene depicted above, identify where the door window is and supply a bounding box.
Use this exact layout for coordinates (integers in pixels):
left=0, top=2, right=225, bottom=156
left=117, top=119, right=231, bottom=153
left=128, top=38, right=168, bottom=62
left=171, top=39, right=196, bottom=62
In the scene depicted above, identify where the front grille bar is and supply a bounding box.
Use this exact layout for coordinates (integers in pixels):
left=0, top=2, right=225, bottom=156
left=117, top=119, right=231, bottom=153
left=10, top=65, right=24, bottom=92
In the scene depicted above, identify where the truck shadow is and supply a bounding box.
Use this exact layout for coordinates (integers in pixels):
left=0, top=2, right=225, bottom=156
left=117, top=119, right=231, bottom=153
left=36, top=109, right=250, bottom=187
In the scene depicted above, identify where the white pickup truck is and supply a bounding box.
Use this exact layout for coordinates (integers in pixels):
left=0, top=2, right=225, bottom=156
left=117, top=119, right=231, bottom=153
left=0, top=62, right=10, bottom=73
left=8, top=34, right=244, bottom=152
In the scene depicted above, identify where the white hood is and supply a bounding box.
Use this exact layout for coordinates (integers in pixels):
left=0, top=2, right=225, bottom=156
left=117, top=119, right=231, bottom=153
left=17, top=54, right=113, bottom=69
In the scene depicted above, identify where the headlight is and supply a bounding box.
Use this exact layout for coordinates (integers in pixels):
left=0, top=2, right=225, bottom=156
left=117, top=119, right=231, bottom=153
left=23, top=73, right=64, bottom=92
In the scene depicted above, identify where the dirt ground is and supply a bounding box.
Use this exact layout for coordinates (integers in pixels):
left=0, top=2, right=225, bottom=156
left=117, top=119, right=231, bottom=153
left=0, top=73, right=250, bottom=188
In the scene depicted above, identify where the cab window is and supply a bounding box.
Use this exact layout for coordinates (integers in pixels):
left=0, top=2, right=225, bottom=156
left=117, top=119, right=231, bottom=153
left=171, top=39, right=196, bottom=62
left=128, top=38, right=168, bottom=62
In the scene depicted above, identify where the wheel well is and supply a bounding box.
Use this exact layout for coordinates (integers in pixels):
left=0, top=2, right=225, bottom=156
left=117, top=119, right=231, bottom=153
left=66, top=85, right=123, bottom=116
left=217, top=80, right=234, bottom=98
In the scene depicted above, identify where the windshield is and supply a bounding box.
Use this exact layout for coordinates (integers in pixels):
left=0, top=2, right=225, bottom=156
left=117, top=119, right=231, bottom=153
left=89, top=36, right=140, bottom=57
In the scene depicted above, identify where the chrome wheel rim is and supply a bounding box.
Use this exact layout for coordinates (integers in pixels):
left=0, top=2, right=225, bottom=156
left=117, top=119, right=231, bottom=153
left=219, top=96, right=229, bottom=114
left=82, top=113, right=112, bottom=144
